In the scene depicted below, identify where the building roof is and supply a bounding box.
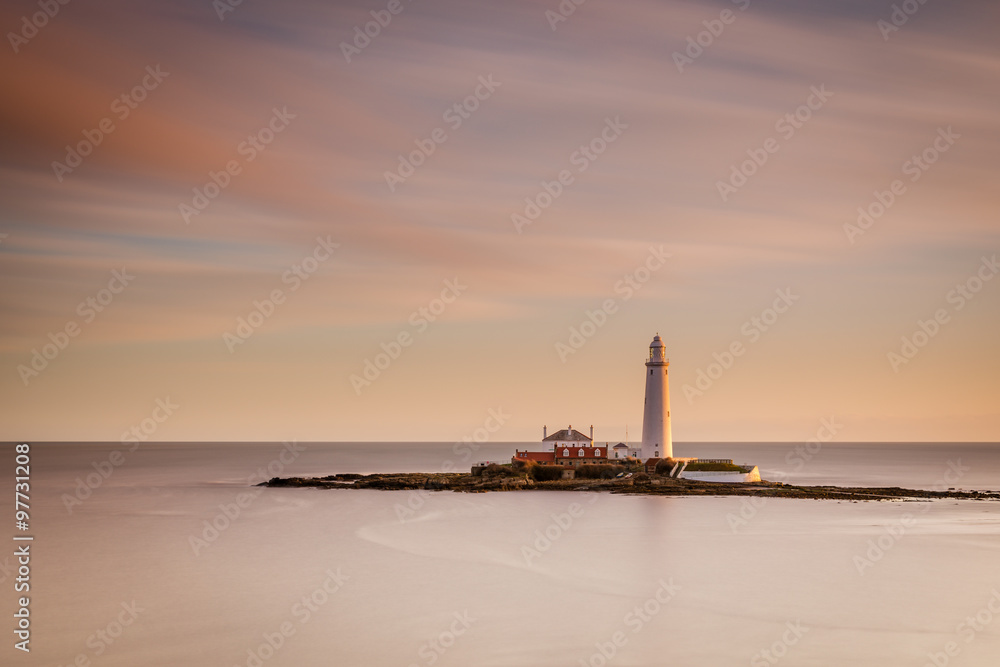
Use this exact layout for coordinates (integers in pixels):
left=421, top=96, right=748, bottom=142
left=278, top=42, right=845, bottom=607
left=554, top=447, right=606, bottom=458
left=513, top=451, right=555, bottom=463
left=543, top=428, right=591, bottom=442
left=612, top=443, right=628, bottom=449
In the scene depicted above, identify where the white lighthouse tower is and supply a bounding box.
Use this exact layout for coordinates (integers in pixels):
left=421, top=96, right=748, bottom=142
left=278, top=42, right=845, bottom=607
left=641, top=334, right=672, bottom=460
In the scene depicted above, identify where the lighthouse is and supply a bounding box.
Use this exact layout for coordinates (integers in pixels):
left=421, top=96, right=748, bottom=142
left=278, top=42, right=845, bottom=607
left=641, top=334, right=672, bottom=460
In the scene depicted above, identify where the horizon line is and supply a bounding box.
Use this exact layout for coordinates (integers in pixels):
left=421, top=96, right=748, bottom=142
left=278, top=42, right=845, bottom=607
left=9, top=440, right=1000, bottom=445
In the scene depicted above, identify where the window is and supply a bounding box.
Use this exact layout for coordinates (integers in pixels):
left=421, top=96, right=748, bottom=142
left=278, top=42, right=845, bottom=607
left=562, top=449, right=569, bottom=457
left=595, top=449, right=601, bottom=457
left=578, top=448, right=585, bottom=457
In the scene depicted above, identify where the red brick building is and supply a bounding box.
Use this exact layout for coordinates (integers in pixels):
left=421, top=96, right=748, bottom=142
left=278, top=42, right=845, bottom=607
left=554, top=445, right=607, bottom=467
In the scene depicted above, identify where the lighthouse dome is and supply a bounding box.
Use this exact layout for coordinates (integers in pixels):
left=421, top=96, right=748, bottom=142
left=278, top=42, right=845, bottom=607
left=647, top=334, right=667, bottom=363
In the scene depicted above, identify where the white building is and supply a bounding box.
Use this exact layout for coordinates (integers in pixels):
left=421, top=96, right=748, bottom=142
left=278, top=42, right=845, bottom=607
left=641, top=334, right=672, bottom=460
left=541, top=425, right=594, bottom=450
left=609, top=443, right=642, bottom=459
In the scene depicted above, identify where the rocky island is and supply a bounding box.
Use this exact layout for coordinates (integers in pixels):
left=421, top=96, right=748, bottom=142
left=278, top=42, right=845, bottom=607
left=263, top=465, right=1000, bottom=502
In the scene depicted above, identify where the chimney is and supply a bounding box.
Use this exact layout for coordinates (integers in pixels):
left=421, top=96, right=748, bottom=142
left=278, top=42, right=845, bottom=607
left=590, top=425, right=594, bottom=439
left=543, top=425, right=547, bottom=439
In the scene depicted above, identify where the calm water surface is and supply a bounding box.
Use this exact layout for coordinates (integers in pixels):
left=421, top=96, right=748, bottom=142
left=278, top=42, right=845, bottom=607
left=4, top=442, right=999, bottom=666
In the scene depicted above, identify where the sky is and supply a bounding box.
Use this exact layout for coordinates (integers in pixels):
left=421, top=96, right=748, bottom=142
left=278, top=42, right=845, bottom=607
left=1, top=0, right=998, bottom=443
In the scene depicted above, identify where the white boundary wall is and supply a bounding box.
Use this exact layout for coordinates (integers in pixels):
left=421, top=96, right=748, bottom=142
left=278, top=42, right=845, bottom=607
left=679, top=466, right=761, bottom=483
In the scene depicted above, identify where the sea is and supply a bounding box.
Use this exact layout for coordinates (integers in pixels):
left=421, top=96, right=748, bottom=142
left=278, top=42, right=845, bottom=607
left=3, top=441, right=999, bottom=666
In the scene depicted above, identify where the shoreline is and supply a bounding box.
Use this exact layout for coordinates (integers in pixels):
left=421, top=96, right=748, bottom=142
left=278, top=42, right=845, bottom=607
left=262, top=472, right=1000, bottom=501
